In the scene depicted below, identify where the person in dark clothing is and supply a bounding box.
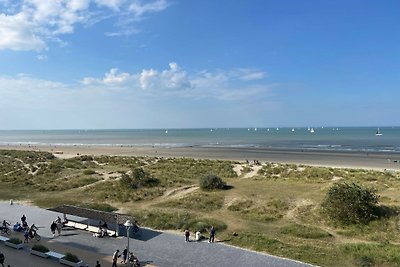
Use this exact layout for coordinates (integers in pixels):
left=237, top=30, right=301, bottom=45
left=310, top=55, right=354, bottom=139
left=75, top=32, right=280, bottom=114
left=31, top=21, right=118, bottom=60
left=95, top=260, right=101, bottom=267
left=50, top=221, right=57, bottom=236
left=209, top=226, right=216, bottom=243
left=0, top=252, right=4, bottom=267
left=121, top=248, right=128, bottom=264
left=184, top=229, right=190, bottom=242
left=21, top=215, right=26, bottom=224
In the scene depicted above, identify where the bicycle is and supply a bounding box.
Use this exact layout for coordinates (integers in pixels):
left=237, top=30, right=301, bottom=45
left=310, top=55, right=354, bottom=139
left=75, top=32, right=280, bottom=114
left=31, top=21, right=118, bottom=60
left=0, top=226, right=11, bottom=235
left=27, top=231, right=41, bottom=241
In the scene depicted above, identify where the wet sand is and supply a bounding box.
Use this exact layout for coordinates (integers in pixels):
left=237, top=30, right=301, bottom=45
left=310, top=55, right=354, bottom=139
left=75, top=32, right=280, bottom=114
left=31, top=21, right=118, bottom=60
left=1, top=144, right=400, bottom=171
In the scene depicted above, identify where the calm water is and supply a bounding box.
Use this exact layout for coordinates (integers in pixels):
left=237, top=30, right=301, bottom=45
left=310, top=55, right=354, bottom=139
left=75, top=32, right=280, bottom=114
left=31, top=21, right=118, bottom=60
left=0, top=127, right=399, bottom=152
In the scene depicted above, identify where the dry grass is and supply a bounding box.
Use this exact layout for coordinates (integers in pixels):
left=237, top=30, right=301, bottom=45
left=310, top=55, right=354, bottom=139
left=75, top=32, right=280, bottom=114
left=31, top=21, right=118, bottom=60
left=2, top=149, right=400, bottom=266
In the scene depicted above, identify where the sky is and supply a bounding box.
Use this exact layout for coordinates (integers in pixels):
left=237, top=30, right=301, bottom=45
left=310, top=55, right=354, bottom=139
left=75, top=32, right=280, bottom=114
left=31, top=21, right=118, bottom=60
left=0, top=0, right=399, bottom=129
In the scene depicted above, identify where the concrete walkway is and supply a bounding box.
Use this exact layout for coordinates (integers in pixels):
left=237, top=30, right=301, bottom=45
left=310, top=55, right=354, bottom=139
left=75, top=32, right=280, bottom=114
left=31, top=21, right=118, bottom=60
left=0, top=201, right=314, bottom=267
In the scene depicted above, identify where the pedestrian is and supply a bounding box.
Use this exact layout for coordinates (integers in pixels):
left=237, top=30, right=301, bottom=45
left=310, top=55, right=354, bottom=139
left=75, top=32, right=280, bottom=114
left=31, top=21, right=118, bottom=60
left=95, top=260, right=101, bottom=267
left=50, top=221, right=57, bottom=237
left=184, top=228, right=190, bottom=242
left=121, top=248, right=128, bottom=263
left=21, top=214, right=26, bottom=224
left=209, top=226, right=216, bottom=243
left=56, top=221, right=62, bottom=235
left=112, top=249, right=120, bottom=267
left=0, top=251, right=4, bottom=267
left=23, top=229, right=29, bottom=243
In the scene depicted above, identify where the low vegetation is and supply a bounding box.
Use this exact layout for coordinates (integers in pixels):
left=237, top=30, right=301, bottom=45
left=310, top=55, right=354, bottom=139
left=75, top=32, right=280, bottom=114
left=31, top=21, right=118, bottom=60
left=32, top=244, right=50, bottom=253
left=2, top=149, right=400, bottom=266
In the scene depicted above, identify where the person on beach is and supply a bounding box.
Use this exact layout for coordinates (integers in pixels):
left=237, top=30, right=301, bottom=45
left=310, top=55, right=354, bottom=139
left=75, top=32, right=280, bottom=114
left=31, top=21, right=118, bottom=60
left=95, top=261, right=101, bottom=267
left=184, top=228, right=190, bottom=242
left=209, top=226, right=216, bottom=243
left=112, top=249, right=120, bottom=267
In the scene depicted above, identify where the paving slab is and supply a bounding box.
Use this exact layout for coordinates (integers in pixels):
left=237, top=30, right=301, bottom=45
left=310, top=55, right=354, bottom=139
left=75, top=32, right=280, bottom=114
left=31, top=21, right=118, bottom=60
left=0, top=201, right=314, bottom=267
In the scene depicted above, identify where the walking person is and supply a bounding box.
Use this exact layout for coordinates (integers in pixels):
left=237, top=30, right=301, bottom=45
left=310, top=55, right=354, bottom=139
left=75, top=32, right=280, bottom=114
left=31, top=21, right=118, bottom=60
left=209, top=226, right=216, bottom=243
left=95, top=260, right=101, bottom=267
left=184, top=228, right=190, bottom=242
left=50, top=221, right=57, bottom=237
left=112, top=249, right=120, bottom=267
left=0, top=251, right=4, bottom=267
left=121, top=248, right=128, bottom=264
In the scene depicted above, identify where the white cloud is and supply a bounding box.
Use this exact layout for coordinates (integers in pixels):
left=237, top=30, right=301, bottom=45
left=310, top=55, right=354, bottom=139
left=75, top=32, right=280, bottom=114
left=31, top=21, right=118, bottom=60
left=0, top=0, right=169, bottom=51
left=81, top=62, right=272, bottom=100
left=139, top=68, right=158, bottom=89
left=129, top=0, right=168, bottom=17
left=0, top=13, right=46, bottom=51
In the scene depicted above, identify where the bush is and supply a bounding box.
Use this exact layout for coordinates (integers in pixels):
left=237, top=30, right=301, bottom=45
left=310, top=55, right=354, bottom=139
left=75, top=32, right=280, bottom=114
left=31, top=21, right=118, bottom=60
left=32, top=244, right=50, bottom=253
left=120, top=168, right=160, bottom=189
left=63, top=252, right=80, bottom=263
left=199, top=174, right=226, bottom=190
left=321, top=182, right=379, bottom=225
left=8, top=237, right=22, bottom=244
left=83, top=169, right=96, bottom=175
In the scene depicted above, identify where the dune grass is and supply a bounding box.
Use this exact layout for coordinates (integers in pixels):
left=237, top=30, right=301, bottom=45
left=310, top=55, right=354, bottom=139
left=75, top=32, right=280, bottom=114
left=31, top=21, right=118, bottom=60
left=2, top=149, right=400, bottom=266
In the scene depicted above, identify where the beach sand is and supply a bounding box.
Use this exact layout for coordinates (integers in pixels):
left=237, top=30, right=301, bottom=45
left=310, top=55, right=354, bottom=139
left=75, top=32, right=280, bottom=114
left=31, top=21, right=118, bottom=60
left=1, top=144, right=400, bottom=171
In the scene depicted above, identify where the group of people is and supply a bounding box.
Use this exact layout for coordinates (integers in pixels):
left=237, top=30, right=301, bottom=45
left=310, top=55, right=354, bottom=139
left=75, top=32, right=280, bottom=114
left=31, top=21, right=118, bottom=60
left=94, top=221, right=109, bottom=238
left=50, top=216, right=64, bottom=237
left=184, top=226, right=216, bottom=243
left=8, top=214, right=39, bottom=243
left=112, top=248, right=140, bottom=267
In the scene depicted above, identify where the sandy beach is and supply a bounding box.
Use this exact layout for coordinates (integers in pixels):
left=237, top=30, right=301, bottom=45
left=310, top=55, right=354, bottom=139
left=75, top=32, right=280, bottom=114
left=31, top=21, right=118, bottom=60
left=1, top=144, right=400, bottom=171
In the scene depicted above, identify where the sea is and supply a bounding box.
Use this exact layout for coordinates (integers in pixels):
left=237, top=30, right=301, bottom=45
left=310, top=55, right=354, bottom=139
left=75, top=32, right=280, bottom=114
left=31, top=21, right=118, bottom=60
left=0, top=127, right=399, bottom=153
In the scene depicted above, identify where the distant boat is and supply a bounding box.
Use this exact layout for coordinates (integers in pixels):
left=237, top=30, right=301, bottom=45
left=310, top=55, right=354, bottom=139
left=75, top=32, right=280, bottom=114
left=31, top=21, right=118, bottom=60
left=291, top=128, right=295, bottom=132
left=310, top=128, right=315, bottom=133
left=375, top=128, right=382, bottom=136
left=267, top=128, right=270, bottom=132
left=276, top=128, right=279, bottom=131
left=307, top=126, right=310, bottom=131
left=165, top=130, right=168, bottom=134
left=254, top=128, right=257, bottom=131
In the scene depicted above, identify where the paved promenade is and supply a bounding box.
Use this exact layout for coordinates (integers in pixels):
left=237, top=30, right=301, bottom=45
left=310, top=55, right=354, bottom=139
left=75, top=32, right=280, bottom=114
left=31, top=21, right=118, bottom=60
left=0, top=201, right=314, bottom=267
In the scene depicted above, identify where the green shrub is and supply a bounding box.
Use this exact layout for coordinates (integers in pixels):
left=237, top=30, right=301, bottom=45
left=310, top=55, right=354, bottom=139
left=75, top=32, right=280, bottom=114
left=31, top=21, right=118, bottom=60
left=199, top=174, right=226, bottom=190
left=8, top=237, right=22, bottom=244
left=83, top=169, right=96, bottom=175
left=120, top=168, right=160, bottom=189
left=63, top=252, right=80, bottom=263
left=321, top=182, right=379, bottom=225
left=32, top=244, right=50, bottom=253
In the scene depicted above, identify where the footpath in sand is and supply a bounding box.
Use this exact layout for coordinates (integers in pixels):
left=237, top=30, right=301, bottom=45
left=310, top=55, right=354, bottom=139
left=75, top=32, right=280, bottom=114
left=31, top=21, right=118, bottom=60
left=0, top=201, right=314, bottom=267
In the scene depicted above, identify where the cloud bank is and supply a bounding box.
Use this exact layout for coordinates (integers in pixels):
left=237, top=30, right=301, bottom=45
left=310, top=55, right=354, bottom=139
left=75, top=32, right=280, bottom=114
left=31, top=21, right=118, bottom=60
left=0, top=0, right=169, bottom=51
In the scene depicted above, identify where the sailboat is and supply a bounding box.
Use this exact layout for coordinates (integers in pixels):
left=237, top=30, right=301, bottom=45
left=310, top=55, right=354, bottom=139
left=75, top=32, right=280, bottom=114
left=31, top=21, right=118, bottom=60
left=310, top=128, right=315, bottom=133
left=375, top=128, right=382, bottom=136
left=291, top=128, right=295, bottom=132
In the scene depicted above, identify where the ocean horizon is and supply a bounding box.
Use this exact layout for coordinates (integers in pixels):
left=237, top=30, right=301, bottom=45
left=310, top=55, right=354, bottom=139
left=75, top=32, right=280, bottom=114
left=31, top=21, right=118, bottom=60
left=0, top=127, right=399, bottom=153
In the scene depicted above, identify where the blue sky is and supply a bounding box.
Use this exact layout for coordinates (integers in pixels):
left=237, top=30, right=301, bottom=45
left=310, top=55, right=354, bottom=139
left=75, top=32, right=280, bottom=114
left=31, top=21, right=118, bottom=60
left=0, top=0, right=399, bottom=129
